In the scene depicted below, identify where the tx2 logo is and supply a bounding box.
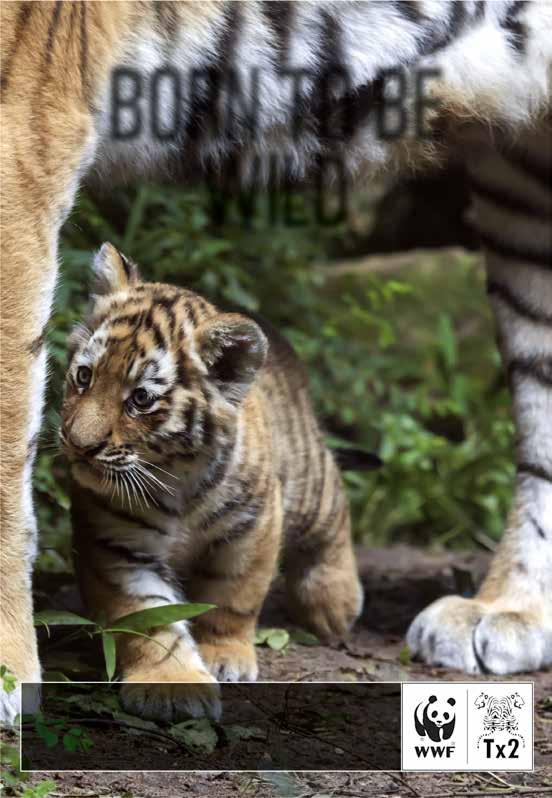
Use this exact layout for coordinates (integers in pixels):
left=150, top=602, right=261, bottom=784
left=475, top=692, right=526, bottom=758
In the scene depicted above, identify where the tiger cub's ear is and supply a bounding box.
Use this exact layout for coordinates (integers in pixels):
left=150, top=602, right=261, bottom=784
left=195, top=313, right=268, bottom=404
left=92, top=242, right=140, bottom=295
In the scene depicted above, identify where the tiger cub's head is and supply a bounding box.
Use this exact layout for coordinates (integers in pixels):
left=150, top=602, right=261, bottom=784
left=60, top=243, right=267, bottom=498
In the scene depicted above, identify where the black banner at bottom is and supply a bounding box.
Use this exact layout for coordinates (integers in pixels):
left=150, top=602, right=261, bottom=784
left=21, top=682, right=400, bottom=771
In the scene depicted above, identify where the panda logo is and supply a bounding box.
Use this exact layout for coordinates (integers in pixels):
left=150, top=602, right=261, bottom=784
left=414, top=695, right=456, bottom=742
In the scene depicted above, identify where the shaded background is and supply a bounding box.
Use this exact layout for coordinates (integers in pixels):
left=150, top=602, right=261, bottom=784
left=35, top=163, right=513, bottom=578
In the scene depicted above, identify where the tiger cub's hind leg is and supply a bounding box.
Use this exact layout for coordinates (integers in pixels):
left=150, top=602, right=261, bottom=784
left=284, top=454, right=363, bottom=641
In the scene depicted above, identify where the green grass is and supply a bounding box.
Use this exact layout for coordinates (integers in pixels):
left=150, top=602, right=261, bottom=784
left=34, top=183, right=514, bottom=575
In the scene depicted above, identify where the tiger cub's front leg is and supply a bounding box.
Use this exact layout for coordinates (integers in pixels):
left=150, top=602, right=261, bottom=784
left=189, top=481, right=283, bottom=682
left=72, top=492, right=220, bottom=721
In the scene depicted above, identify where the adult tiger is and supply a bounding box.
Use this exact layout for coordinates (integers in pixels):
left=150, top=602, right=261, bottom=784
left=1, top=1, right=551, bottom=722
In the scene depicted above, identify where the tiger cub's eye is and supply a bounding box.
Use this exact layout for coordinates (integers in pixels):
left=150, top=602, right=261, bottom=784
left=76, top=365, right=92, bottom=388
left=132, top=387, right=155, bottom=410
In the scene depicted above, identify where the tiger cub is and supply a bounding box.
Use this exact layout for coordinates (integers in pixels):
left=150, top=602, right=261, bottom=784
left=61, top=242, right=363, bottom=720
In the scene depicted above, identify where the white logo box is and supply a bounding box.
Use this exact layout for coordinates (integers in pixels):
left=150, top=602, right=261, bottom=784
left=401, top=682, right=533, bottom=772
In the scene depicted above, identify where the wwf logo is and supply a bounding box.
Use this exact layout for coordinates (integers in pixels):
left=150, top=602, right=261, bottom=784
left=475, top=692, right=526, bottom=751
left=414, top=695, right=456, bottom=743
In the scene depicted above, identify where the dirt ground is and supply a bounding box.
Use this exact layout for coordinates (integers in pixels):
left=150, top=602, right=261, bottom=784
left=20, top=545, right=552, bottom=797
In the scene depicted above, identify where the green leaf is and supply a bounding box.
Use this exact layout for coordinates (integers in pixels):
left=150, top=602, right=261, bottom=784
left=42, top=671, right=71, bottom=682
left=22, top=780, right=57, bottom=798
left=110, top=603, right=215, bottom=633
left=41, top=728, right=59, bottom=748
left=170, top=718, right=218, bottom=753
left=437, top=313, right=457, bottom=371
left=259, top=772, right=302, bottom=797
left=1, top=665, right=17, bottom=694
left=64, top=692, right=120, bottom=716
left=63, top=733, right=78, bottom=753
left=226, top=724, right=266, bottom=744
left=290, top=629, right=320, bottom=647
left=34, top=610, right=95, bottom=627
left=113, top=711, right=160, bottom=733
left=267, top=629, right=290, bottom=650
left=398, top=645, right=412, bottom=666
left=254, top=628, right=290, bottom=651
left=102, top=632, right=117, bottom=681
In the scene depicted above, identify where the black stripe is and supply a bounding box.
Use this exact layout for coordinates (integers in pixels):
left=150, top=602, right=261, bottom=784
left=501, top=0, right=527, bottom=54
left=530, top=515, right=547, bottom=540
left=395, top=1, right=424, bottom=23
left=469, top=172, right=551, bottom=222
left=209, top=515, right=258, bottom=548
left=28, top=328, right=47, bottom=356
left=111, top=313, right=143, bottom=328
left=198, top=494, right=253, bottom=532
left=509, top=357, right=552, bottom=389
left=473, top=618, right=491, bottom=675
left=155, top=295, right=179, bottom=335
left=182, top=1, right=241, bottom=148
left=188, top=445, right=234, bottom=503
left=95, top=539, right=160, bottom=565
left=478, top=231, right=552, bottom=269
left=120, top=254, right=133, bottom=280
left=176, top=355, right=189, bottom=387
left=518, top=462, right=552, bottom=485
left=26, top=432, right=39, bottom=464
left=153, top=497, right=175, bottom=516
left=504, top=147, right=552, bottom=194
left=144, top=311, right=167, bottom=351
left=262, top=1, right=293, bottom=68
left=487, top=280, right=552, bottom=326
left=192, top=566, right=232, bottom=582
left=421, top=2, right=467, bottom=57
left=449, top=2, right=467, bottom=37
left=185, top=301, right=198, bottom=327
left=43, top=2, right=63, bottom=71
left=304, top=444, right=329, bottom=533
left=86, top=490, right=167, bottom=534
left=200, top=408, right=215, bottom=449
left=79, top=3, right=89, bottom=102
left=155, top=0, right=180, bottom=46
left=182, top=399, right=197, bottom=447
left=474, top=2, right=486, bottom=22
left=0, top=2, right=33, bottom=97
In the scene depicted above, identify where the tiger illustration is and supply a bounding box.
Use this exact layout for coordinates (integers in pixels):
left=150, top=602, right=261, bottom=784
left=1, top=1, right=552, bottom=722
left=61, top=242, right=362, bottom=719
left=474, top=692, right=526, bottom=747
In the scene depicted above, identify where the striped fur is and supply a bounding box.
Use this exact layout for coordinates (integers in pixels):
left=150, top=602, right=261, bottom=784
left=407, top=121, right=552, bottom=674
left=1, top=1, right=552, bottom=721
left=61, top=243, right=361, bottom=719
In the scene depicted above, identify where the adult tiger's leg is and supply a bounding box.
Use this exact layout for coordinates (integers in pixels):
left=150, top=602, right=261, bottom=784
left=0, top=118, right=96, bottom=723
left=1, top=173, right=56, bottom=721
left=408, top=123, right=552, bottom=674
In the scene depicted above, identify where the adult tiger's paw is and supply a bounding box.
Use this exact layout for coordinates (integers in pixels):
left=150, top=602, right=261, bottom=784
left=0, top=683, right=21, bottom=726
left=407, top=595, right=551, bottom=675
left=120, top=668, right=221, bottom=722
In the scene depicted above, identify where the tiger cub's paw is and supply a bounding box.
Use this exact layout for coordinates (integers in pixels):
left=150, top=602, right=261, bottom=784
left=120, top=666, right=221, bottom=722
left=199, top=639, right=258, bottom=682
left=287, top=563, right=364, bottom=642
